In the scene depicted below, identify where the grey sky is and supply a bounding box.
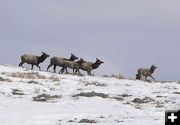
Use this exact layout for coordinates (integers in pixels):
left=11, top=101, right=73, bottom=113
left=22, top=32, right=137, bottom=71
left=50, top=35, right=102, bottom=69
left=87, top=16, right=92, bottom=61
left=0, top=0, right=180, bottom=80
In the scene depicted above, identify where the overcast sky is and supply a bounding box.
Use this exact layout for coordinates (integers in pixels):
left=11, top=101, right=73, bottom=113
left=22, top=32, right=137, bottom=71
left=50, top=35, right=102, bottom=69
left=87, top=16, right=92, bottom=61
left=0, top=0, right=180, bottom=81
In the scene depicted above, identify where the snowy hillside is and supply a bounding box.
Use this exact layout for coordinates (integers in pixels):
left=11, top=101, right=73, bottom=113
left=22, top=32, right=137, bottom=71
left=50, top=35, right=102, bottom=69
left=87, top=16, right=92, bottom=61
left=0, top=65, right=180, bottom=125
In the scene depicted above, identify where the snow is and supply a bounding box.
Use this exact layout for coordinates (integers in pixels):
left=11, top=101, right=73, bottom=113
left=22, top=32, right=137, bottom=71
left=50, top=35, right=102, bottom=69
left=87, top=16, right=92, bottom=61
left=0, top=64, right=180, bottom=125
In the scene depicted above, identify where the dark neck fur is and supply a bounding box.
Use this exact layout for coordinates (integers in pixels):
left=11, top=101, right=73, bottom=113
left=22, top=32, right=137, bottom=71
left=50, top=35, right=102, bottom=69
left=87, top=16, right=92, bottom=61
left=77, top=60, right=84, bottom=65
left=37, top=55, right=47, bottom=64
left=69, top=56, right=76, bottom=61
left=92, top=61, right=102, bottom=69
left=150, top=67, right=155, bottom=74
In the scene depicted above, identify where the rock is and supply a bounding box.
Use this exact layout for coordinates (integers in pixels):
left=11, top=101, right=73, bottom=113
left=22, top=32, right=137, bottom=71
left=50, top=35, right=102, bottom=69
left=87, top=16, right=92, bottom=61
left=143, top=97, right=155, bottom=103
left=112, top=97, right=124, bottom=101
left=79, top=119, right=97, bottom=123
left=0, top=77, right=11, bottom=82
left=156, top=104, right=164, bottom=108
left=73, top=91, right=109, bottom=98
left=33, top=94, right=61, bottom=102
left=120, top=94, right=132, bottom=97
left=132, top=98, right=145, bottom=104
left=173, top=92, right=180, bottom=94
left=132, top=97, right=154, bottom=104
left=12, top=89, right=24, bottom=95
left=68, top=120, right=76, bottom=123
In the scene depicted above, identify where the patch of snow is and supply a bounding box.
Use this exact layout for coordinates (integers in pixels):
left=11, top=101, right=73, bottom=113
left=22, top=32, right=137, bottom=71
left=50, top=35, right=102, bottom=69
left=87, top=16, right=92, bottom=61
left=0, top=65, right=180, bottom=125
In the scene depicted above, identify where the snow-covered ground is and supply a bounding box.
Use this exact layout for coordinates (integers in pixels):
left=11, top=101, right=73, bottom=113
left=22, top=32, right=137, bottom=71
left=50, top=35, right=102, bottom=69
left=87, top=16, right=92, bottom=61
left=0, top=65, right=180, bottom=125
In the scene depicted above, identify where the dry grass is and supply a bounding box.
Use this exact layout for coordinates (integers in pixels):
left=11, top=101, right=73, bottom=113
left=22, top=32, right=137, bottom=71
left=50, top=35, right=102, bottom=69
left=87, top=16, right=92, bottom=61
left=111, top=74, right=125, bottom=79
left=49, top=75, right=60, bottom=82
left=10, top=72, right=46, bottom=79
left=84, top=82, right=107, bottom=87
left=102, top=75, right=109, bottom=77
left=79, top=79, right=107, bottom=87
left=85, top=81, right=106, bottom=87
left=10, top=72, right=61, bottom=82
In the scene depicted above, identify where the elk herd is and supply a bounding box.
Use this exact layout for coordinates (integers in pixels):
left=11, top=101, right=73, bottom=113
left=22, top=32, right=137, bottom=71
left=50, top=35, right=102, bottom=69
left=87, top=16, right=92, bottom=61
left=19, top=52, right=104, bottom=76
left=19, top=52, right=157, bottom=81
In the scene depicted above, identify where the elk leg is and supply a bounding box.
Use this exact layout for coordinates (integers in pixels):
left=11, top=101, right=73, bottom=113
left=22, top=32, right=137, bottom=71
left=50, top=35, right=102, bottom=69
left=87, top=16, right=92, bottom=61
left=65, top=67, right=68, bottom=74
left=87, top=70, right=91, bottom=76
left=150, top=75, right=155, bottom=81
left=36, top=64, right=41, bottom=71
left=19, top=62, right=24, bottom=68
left=145, top=76, right=147, bottom=81
left=59, top=67, right=64, bottom=74
left=89, top=71, right=92, bottom=76
left=31, top=65, right=34, bottom=70
left=136, top=74, right=141, bottom=80
left=47, top=64, right=53, bottom=71
left=53, top=65, right=57, bottom=73
left=76, top=68, right=80, bottom=74
left=75, top=69, right=78, bottom=73
left=77, top=69, right=81, bottom=74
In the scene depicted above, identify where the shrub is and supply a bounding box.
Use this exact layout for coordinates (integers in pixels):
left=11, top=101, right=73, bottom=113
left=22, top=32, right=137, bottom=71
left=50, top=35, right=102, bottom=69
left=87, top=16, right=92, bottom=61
left=49, top=75, right=60, bottom=82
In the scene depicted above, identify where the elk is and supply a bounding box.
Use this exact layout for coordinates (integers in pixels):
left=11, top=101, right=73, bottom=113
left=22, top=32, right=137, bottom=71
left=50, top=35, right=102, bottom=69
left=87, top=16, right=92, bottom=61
left=79, top=58, right=104, bottom=76
left=19, top=52, right=50, bottom=71
left=61, top=58, right=86, bottom=74
left=136, top=65, right=157, bottom=81
left=47, top=53, right=78, bottom=73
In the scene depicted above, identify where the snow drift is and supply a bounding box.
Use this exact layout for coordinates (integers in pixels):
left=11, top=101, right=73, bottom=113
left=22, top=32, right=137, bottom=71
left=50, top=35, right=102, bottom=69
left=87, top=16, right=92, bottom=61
left=0, top=64, right=180, bottom=125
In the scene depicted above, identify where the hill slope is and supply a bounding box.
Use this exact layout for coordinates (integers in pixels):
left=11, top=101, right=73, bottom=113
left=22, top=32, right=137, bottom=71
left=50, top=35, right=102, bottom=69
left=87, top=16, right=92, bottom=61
left=0, top=65, right=180, bottom=125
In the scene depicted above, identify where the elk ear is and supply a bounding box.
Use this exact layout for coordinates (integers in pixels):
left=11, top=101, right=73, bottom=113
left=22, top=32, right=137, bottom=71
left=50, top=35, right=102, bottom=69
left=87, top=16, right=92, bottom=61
left=71, top=53, right=74, bottom=56
left=42, top=51, right=44, bottom=54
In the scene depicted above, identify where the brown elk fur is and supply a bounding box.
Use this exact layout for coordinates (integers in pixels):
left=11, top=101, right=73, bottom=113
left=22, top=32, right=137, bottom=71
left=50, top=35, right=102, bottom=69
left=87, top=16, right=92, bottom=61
left=137, top=65, right=157, bottom=81
left=61, top=58, right=85, bottom=74
left=80, top=58, right=104, bottom=75
left=47, top=53, right=78, bottom=73
left=19, top=52, right=49, bottom=71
